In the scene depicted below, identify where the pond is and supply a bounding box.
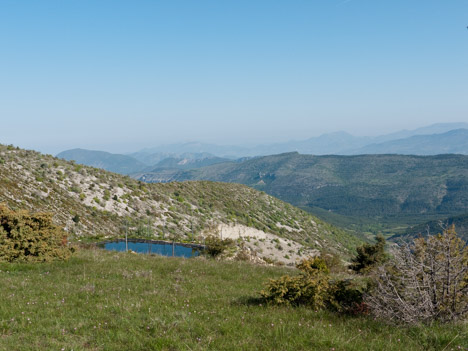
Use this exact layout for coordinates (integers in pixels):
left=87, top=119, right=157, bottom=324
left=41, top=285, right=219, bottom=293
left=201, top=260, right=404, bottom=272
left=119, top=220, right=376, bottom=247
left=99, top=239, right=203, bottom=258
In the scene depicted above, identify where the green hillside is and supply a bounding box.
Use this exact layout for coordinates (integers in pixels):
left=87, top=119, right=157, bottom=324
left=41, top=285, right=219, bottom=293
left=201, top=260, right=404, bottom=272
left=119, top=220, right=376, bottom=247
left=0, top=145, right=361, bottom=260
left=133, top=153, right=468, bottom=234
left=392, top=212, right=468, bottom=242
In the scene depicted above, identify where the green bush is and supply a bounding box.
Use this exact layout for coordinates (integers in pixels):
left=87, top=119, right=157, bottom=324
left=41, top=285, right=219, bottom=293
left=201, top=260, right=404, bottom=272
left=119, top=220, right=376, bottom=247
left=296, top=256, right=329, bottom=275
left=261, top=271, right=329, bottom=308
left=0, top=204, right=72, bottom=262
left=261, top=256, right=365, bottom=313
left=327, top=280, right=366, bottom=314
left=204, top=235, right=234, bottom=258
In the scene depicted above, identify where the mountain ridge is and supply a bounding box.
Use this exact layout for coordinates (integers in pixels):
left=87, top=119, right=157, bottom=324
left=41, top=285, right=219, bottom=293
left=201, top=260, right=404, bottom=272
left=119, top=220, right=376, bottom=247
left=57, top=123, right=468, bottom=175
left=350, top=129, right=468, bottom=155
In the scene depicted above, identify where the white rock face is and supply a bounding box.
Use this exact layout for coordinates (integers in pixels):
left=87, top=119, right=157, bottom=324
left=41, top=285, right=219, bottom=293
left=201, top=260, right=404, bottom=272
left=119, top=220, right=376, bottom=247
left=210, top=223, right=319, bottom=265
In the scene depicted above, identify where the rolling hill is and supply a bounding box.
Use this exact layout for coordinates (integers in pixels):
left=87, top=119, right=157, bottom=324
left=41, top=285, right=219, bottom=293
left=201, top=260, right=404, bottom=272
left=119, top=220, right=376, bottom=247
left=0, top=144, right=362, bottom=262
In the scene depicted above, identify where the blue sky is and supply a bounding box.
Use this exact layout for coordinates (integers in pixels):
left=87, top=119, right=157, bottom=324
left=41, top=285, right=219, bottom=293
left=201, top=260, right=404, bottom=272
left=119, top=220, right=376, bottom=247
left=1, top=0, right=467, bottom=154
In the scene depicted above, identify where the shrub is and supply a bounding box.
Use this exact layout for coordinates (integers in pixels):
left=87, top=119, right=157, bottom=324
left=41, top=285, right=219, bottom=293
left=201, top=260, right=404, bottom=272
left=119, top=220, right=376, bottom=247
left=350, top=234, right=386, bottom=273
left=0, top=204, right=72, bottom=262
left=296, top=256, right=329, bottom=275
left=72, top=214, right=80, bottom=223
left=327, top=280, right=366, bottom=314
left=69, top=185, right=81, bottom=193
left=261, top=256, right=366, bottom=313
left=365, top=226, right=468, bottom=324
left=204, top=235, right=234, bottom=258
left=261, top=256, right=330, bottom=308
left=260, top=273, right=329, bottom=308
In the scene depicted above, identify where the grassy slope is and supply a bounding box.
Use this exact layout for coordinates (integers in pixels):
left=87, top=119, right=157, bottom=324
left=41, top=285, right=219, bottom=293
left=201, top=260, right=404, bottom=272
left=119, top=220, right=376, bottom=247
left=0, top=145, right=361, bottom=256
left=0, top=248, right=466, bottom=351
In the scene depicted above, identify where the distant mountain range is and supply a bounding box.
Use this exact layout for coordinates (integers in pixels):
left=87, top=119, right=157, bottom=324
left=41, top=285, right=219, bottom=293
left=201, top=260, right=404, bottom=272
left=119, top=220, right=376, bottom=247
left=351, top=129, right=468, bottom=155
left=57, top=123, right=468, bottom=176
left=128, top=122, right=468, bottom=158
left=57, top=148, right=148, bottom=175
left=57, top=149, right=233, bottom=175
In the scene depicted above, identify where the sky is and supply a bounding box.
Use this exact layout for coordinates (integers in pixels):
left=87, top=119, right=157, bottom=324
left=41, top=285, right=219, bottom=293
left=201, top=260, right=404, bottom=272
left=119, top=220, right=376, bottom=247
left=1, top=0, right=467, bottom=154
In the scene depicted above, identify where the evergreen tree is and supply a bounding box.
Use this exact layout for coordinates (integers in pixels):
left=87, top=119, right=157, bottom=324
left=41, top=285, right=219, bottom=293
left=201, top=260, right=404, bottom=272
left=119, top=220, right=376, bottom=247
left=350, top=234, right=386, bottom=273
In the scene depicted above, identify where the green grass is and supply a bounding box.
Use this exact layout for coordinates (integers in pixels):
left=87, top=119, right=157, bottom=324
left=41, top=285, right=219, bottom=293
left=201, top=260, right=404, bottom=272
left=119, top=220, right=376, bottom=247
left=0, top=249, right=466, bottom=351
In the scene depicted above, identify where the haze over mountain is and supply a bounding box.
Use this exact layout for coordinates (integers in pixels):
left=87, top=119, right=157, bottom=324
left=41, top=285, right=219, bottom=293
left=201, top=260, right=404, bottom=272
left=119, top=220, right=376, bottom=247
left=150, top=155, right=232, bottom=170
left=370, top=123, right=468, bottom=143
left=57, top=123, right=468, bottom=176
left=128, top=150, right=228, bottom=166
left=57, top=148, right=148, bottom=175
left=350, top=129, right=468, bottom=155
left=58, top=123, right=468, bottom=166
left=128, top=123, right=468, bottom=158
left=126, top=123, right=468, bottom=160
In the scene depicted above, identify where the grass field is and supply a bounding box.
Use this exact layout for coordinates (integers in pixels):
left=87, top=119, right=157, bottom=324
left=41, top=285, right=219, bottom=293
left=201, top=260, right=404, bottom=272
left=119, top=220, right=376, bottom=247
left=0, top=249, right=466, bottom=351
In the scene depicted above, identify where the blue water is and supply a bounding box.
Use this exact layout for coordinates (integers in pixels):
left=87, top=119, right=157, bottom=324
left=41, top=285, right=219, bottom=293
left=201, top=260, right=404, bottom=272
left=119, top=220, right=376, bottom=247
left=102, top=240, right=201, bottom=258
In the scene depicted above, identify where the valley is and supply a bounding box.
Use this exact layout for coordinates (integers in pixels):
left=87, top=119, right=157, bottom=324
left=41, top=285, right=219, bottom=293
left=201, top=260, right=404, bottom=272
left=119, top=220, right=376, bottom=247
left=55, top=124, right=468, bottom=241
left=0, top=144, right=361, bottom=265
left=133, top=153, right=468, bottom=240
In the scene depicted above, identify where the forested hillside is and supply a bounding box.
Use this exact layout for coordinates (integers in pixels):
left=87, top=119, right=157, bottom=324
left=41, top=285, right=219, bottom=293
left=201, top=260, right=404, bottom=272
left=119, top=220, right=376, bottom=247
left=133, top=153, right=468, bottom=234
left=392, top=212, right=468, bottom=242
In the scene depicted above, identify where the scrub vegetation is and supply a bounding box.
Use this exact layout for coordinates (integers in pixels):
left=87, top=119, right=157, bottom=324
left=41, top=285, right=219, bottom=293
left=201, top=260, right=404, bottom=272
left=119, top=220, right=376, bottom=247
left=0, top=144, right=361, bottom=260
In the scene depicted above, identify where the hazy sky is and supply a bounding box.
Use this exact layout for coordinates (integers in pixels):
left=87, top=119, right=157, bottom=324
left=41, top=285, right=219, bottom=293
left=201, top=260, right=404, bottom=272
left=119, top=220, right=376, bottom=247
left=1, top=0, right=467, bottom=154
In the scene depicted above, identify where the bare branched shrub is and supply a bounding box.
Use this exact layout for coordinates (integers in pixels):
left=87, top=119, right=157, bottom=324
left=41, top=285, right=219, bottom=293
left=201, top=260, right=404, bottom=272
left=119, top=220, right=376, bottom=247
left=365, top=226, right=468, bottom=324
